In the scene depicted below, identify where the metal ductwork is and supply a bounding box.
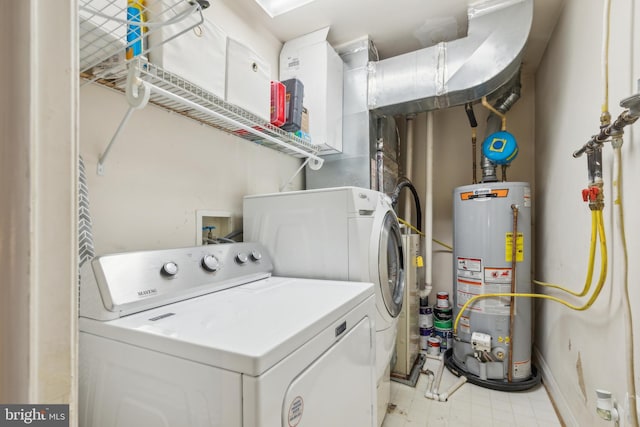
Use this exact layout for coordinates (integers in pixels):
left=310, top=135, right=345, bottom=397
left=367, top=0, right=533, bottom=115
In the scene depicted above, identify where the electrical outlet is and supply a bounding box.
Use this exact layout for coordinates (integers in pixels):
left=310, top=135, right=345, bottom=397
left=196, top=210, right=234, bottom=245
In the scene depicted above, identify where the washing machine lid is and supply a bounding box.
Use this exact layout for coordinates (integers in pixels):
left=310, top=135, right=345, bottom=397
left=79, top=277, right=374, bottom=376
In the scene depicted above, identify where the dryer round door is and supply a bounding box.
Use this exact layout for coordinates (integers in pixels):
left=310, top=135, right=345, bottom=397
left=377, top=211, right=405, bottom=318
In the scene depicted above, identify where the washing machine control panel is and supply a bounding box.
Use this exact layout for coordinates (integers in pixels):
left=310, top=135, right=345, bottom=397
left=84, top=242, right=274, bottom=320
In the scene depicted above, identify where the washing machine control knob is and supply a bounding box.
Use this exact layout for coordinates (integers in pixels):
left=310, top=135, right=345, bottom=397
left=236, top=252, right=249, bottom=264
left=201, top=254, right=220, bottom=272
left=161, top=261, right=179, bottom=276
left=250, top=250, right=262, bottom=261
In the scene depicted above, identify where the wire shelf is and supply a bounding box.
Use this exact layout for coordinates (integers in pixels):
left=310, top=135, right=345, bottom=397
left=141, top=63, right=320, bottom=157
left=79, top=0, right=206, bottom=79
left=80, top=0, right=322, bottom=167
left=85, top=60, right=321, bottom=160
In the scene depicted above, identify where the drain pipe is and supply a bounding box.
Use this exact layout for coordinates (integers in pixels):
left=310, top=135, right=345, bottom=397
left=425, top=376, right=468, bottom=402
left=481, top=70, right=522, bottom=182
left=424, top=354, right=468, bottom=401
left=422, top=112, right=434, bottom=299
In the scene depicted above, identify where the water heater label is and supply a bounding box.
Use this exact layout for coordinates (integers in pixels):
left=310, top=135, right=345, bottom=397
left=484, top=268, right=512, bottom=283
left=513, top=359, right=532, bottom=379
left=457, top=289, right=482, bottom=312
left=505, top=233, right=524, bottom=262
left=460, top=188, right=510, bottom=200
left=456, top=258, right=482, bottom=313
left=457, top=257, right=488, bottom=312
left=482, top=270, right=512, bottom=315
left=524, top=187, right=532, bottom=207
left=457, top=257, right=482, bottom=274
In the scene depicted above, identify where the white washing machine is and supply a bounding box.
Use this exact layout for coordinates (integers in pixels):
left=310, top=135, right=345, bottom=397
left=79, top=242, right=376, bottom=427
left=243, top=186, right=405, bottom=425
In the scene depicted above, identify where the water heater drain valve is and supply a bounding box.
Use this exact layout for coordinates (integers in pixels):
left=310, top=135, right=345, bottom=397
left=471, top=332, right=492, bottom=353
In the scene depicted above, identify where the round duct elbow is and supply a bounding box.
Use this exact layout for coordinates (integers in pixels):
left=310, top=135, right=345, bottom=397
left=367, top=0, right=533, bottom=115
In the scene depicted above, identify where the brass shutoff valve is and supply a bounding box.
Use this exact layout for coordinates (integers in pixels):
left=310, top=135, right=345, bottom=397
left=582, top=184, right=604, bottom=211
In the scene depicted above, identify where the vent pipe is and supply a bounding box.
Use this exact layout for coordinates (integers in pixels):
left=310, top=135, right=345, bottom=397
left=367, top=0, right=533, bottom=116
left=481, top=68, right=522, bottom=182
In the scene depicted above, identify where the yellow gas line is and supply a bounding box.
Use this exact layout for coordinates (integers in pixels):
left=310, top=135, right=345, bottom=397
left=534, top=210, right=598, bottom=296
left=481, top=96, right=507, bottom=131
left=398, top=217, right=423, bottom=235
left=397, top=217, right=453, bottom=251
left=453, top=210, right=608, bottom=335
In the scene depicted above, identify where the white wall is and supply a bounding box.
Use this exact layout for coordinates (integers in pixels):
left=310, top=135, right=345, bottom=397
left=80, top=3, right=304, bottom=255
left=0, top=0, right=78, bottom=416
left=535, top=0, right=639, bottom=425
left=0, top=0, right=32, bottom=403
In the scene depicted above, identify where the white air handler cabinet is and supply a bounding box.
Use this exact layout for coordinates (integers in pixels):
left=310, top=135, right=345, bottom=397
left=279, top=27, right=344, bottom=154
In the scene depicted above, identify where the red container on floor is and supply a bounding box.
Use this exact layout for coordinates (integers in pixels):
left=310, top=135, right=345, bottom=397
left=270, top=81, right=286, bottom=127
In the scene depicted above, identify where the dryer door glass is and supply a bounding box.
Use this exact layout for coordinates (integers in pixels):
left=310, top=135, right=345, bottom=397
left=378, top=212, right=405, bottom=317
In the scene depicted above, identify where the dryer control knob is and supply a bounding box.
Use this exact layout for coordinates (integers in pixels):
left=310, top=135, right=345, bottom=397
left=201, top=254, right=220, bottom=272
left=250, top=250, right=262, bottom=261
left=236, top=252, right=249, bottom=264
left=161, top=261, right=179, bottom=276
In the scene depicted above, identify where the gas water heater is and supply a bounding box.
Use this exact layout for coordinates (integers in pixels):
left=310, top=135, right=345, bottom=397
left=447, top=181, right=540, bottom=390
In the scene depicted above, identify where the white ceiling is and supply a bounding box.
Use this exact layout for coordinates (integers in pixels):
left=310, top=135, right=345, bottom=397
left=222, top=0, right=565, bottom=72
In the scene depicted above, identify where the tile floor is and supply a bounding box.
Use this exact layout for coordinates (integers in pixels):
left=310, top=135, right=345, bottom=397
left=382, top=357, right=563, bottom=427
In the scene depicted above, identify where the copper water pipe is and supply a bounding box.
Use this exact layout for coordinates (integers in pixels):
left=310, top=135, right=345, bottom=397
left=508, top=204, right=519, bottom=382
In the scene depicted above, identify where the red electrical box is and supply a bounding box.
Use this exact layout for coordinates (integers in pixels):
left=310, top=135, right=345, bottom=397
left=270, top=81, right=286, bottom=127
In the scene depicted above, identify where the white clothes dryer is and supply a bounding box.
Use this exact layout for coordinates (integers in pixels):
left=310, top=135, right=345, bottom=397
left=243, top=186, right=405, bottom=424
left=79, top=242, right=377, bottom=427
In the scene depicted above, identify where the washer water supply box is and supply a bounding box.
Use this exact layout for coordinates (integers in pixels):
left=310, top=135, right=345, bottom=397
left=280, top=26, right=344, bottom=153
left=148, top=13, right=227, bottom=99
left=281, top=78, right=304, bottom=132
left=226, top=38, right=271, bottom=123
left=270, top=81, right=286, bottom=127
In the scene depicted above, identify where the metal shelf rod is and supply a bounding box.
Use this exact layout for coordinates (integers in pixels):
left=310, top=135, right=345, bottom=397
left=97, top=106, right=135, bottom=175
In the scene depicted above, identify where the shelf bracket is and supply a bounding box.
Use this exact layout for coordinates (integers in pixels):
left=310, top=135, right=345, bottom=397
left=280, top=154, right=324, bottom=191
left=280, top=157, right=311, bottom=191
left=97, top=62, right=151, bottom=175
